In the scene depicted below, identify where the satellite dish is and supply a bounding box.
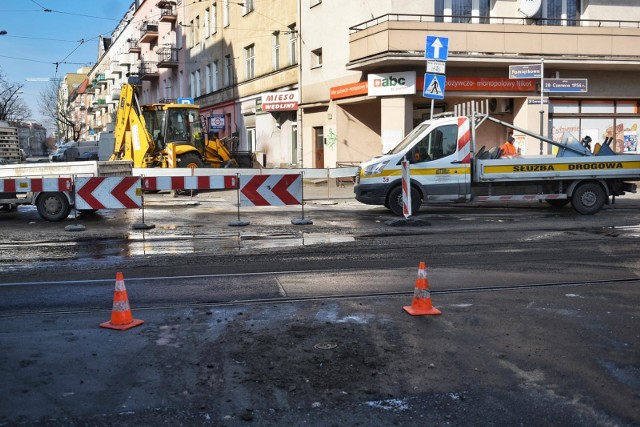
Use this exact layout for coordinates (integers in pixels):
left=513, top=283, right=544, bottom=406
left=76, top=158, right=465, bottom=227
left=519, top=0, right=542, bottom=18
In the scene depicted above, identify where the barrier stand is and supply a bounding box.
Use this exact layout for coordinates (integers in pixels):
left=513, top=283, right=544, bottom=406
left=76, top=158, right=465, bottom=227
left=65, top=175, right=86, bottom=232
left=292, top=171, right=313, bottom=225
left=132, top=176, right=155, bottom=230
left=229, top=172, right=250, bottom=227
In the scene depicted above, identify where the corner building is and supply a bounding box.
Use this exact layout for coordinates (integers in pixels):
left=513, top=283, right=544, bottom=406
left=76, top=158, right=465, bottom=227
left=300, top=0, right=640, bottom=167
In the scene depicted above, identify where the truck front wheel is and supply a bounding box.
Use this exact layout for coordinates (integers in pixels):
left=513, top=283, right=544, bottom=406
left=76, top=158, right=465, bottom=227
left=388, top=186, right=421, bottom=216
left=571, top=183, right=606, bottom=215
left=36, top=192, right=71, bottom=221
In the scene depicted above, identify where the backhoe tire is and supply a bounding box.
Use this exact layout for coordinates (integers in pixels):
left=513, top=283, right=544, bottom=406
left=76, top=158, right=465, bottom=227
left=387, top=185, right=421, bottom=216
left=36, top=192, right=71, bottom=222
left=177, top=152, right=204, bottom=169
left=571, top=182, right=606, bottom=215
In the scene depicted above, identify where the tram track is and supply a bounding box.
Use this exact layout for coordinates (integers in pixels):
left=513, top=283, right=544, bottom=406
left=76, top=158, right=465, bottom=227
left=1, top=275, right=637, bottom=319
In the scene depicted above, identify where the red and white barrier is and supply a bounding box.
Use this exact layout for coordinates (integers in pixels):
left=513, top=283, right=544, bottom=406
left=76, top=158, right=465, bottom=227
left=141, top=175, right=237, bottom=191
left=75, top=177, right=142, bottom=210
left=401, top=159, right=411, bottom=218
left=240, top=174, right=301, bottom=207
left=0, top=177, right=73, bottom=193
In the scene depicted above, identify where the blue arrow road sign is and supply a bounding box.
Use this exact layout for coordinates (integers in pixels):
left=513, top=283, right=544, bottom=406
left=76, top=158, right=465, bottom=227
left=423, top=73, right=446, bottom=100
left=425, top=36, right=449, bottom=61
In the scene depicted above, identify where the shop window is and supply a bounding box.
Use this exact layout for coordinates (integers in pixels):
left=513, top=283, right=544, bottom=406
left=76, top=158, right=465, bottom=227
left=617, top=101, right=638, bottom=114
left=581, top=101, right=614, bottom=114
left=550, top=100, right=579, bottom=114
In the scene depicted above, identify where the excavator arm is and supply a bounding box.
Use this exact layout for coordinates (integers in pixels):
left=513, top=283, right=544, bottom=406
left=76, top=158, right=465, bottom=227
left=109, top=84, right=156, bottom=167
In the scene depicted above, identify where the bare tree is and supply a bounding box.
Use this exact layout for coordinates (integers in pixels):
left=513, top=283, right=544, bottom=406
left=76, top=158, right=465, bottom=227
left=38, top=79, right=78, bottom=142
left=0, top=68, right=31, bottom=122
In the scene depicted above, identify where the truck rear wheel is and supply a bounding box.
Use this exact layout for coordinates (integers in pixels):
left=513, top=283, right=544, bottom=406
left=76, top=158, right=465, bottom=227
left=36, top=192, right=71, bottom=222
left=571, top=183, right=606, bottom=215
left=388, top=186, right=421, bottom=216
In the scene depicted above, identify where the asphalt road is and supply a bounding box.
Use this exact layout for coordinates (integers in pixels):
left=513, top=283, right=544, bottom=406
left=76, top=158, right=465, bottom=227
left=1, top=185, right=639, bottom=426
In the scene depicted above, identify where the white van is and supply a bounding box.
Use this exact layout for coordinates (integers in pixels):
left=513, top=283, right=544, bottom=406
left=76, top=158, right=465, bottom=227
left=50, top=141, right=99, bottom=162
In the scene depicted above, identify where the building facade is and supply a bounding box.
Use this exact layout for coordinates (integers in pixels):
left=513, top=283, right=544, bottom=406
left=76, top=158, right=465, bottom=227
left=64, top=0, right=640, bottom=166
left=302, top=0, right=640, bottom=166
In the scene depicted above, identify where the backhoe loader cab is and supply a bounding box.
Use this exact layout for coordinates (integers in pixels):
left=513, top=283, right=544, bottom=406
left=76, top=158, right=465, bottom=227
left=141, top=104, right=206, bottom=167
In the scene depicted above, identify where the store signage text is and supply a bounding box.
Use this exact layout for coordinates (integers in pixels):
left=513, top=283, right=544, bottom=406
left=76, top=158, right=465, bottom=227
left=368, top=72, right=416, bottom=96
left=261, top=90, right=299, bottom=111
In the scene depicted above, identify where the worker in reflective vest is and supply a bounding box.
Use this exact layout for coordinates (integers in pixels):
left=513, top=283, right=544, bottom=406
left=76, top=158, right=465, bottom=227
left=500, top=134, right=518, bottom=158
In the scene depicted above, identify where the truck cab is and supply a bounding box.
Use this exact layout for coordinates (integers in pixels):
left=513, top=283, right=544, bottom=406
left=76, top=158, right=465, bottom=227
left=355, top=116, right=472, bottom=215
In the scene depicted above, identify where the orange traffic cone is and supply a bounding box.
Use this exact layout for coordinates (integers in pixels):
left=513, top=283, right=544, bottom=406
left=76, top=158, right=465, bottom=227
left=100, top=272, right=144, bottom=330
left=403, top=262, right=441, bottom=316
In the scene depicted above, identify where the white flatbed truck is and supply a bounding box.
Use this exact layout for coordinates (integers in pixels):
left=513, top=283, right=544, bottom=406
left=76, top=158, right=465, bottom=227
left=0, top=160, right=132, bottom=221
left=355, top=112, right=640, bottom=216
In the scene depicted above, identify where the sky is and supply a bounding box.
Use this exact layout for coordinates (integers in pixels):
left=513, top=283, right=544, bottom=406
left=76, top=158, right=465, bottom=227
left=0, top=0, right=132, bottom=132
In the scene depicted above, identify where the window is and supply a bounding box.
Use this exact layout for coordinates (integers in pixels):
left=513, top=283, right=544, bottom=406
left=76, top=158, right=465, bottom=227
left=211, top=2, right=217, bottom=35
left=311, top=48, right=322, bottom=68
left=213, top=60, right=219, bottom=91
left=272, top=32, right=280, bottom=71
left=245, top=44, right=255, bottom=79
left=288, top=24, right=297, bottom=65
left=544, top=0, right=580, bottom=26
left=194, top=16, right=200, bottom=45
left=205, top=64, right=212, bottom=93
left=409, top=125, right=458, bottom=163
left=550, top=100, right=640, bottom=153
left=195, top=69, right=201, bottom=96
left=435, top=0, right=490, bottom=24
left=224, top=55, right=231, bottom=86
left=189, top=20, right=194, bottom=47
left=247, top=127, right=256, bottom=152
left=189, top=72, right=196, bottom=98
left=243, top=0, right=254, bottom=15
left=205, top=8, right=210, bottom=37
left=223, top=0, right=229, bottom=27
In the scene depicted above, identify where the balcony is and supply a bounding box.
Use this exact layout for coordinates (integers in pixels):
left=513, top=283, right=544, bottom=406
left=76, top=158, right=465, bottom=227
left=139, top=61, right=159, bottom=80
left=96, top=74, right=108, bottom=86
left=158, top=1, right=177, bottom=23
left=139, top=21, right=159, bottom=43
left=347, top=14, right=640, bottom=72
left=119, top=53, right=134, bottom=66
left=157, top=47, right=179, bottom=68
left=128, top=39, right=141, bottom=53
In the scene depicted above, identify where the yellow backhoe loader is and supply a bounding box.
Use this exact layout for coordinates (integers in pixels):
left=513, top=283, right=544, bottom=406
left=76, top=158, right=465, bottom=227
left=109, top=84, right=255, bottom=168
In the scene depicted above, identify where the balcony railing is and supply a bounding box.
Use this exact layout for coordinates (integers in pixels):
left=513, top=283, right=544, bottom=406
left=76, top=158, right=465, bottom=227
left=158, top=2, right=177, bottom=22
left=349, top=13, right=640, bottom=32
left=157, top=47, right=179, bottom=68
left=139, top=21, right=159, bottom=43
left=128, top=39, right=141, bottom=53
left=139, top=61, right=159, bottom=80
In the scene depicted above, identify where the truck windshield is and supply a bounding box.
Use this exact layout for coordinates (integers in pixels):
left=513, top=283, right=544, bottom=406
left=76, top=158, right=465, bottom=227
left=387, top=123, right=430, bottom=155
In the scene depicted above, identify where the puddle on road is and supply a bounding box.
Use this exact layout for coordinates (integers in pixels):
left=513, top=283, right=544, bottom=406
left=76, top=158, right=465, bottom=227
left=121, top=231, right=355, bottom=256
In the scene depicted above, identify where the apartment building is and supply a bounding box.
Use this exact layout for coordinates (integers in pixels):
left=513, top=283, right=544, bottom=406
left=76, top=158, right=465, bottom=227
left=301, top=0, right=640, bottom=166
left=186, top=0, right=299, bottom=167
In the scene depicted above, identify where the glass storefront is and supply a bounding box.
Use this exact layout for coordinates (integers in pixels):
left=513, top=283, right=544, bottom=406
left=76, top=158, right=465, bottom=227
left=550, top=100, right=639, bottom=153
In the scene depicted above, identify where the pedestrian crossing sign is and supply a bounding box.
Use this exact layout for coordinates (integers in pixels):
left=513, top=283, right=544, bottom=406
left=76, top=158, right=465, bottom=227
left=423, top=73, right=446, bottom=100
